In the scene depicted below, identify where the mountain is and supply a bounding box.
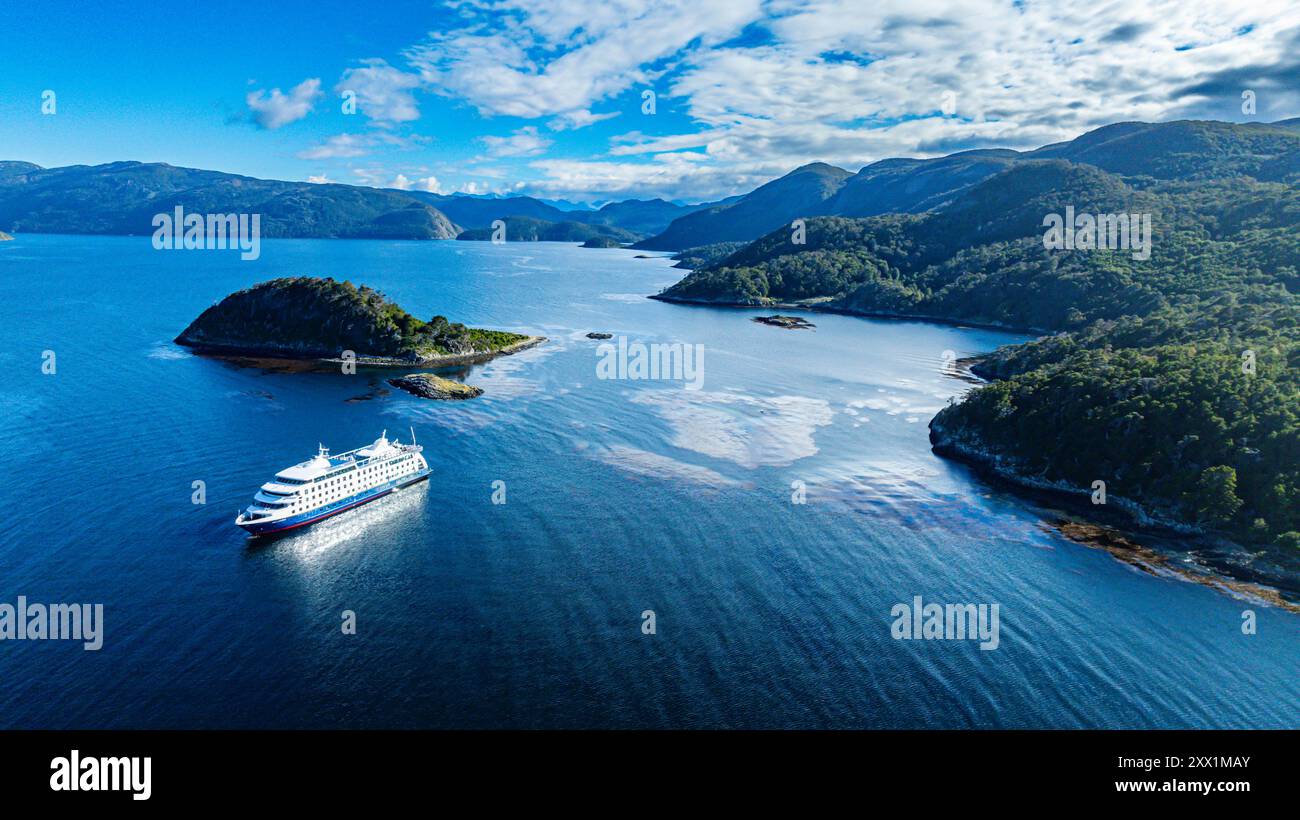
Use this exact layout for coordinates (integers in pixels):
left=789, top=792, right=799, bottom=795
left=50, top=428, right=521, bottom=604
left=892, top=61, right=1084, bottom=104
left=658, top=159, right=1145, bottom=318
left=405, top=192, right=570, bottom=229
left=634, top=153, right=1018, bottom=252
left=582, top=198, right=708, bottom=235
left=633, top=162, right=853, bottom=250
left=454, top=216, right=640, bottom=243
left=0, top=161, right=461, bottom=239
left=0, top=161, right=42, bottom=179
left=824, top=150, right=1019, bottom=217
left=636, top=119, right=1300, bottom=252
left=1024, top=119, right=1300, bottom=180
left=653, top=118, right=1300, bottom=568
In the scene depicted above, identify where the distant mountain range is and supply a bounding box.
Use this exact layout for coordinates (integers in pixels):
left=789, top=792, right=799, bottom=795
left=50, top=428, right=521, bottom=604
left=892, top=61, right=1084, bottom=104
left=636, top=119, right=1300, bottom=250
left=453, top=215, right=642, bottom=243
left=4, top=119, right=1300, bottom=249
left=0, top=160, right=713, bottom=243
left=405, top=190, right=713, bottom=236
left=0, top=160, right=463, bottom=240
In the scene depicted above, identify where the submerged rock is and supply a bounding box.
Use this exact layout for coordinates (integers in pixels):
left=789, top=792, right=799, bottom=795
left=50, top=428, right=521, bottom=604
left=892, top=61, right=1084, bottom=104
left=387, top=373, right=483, bottom=400
left=754, top=314, right=815, bottom=329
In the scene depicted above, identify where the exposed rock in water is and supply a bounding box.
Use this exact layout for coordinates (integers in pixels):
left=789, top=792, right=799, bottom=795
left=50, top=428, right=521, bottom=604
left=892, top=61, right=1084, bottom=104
left=174, top=276, right=542, bottom=366
left=586, top=332, right=613, bottom=339
left=0, top=231, right=13, bottom=241
left=754, top=314, right=815, bottom=329
left=387, top=373, right=483, bottom=400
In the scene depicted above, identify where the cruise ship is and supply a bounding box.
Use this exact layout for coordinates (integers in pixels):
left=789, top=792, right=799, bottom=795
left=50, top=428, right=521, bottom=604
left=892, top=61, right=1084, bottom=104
left=235, top=430, right=430, bottom=536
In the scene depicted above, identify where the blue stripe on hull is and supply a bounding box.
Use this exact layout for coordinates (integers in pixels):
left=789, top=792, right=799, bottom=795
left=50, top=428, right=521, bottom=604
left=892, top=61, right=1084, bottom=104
left=239, top=469, right=430, bottom=536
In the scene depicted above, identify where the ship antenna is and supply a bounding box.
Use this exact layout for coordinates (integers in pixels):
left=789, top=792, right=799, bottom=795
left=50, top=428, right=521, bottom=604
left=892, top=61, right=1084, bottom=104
left=410, top=426, right=417, bottom=447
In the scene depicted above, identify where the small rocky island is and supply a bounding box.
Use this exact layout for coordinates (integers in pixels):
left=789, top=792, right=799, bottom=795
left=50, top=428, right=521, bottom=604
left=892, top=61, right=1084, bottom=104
left=388, top=373, right=483, bottom=400
left=754, top=314, right=815, bottom=329
left=580, top=236, right=624, bottom=248
left=0, top=231, right=13, bottom=241
left=175, top=277, right=544, bottom=367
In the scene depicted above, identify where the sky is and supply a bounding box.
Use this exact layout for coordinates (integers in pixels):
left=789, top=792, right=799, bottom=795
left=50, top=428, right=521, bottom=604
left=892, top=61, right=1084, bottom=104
left=1, top=0, right=1298, bottom=205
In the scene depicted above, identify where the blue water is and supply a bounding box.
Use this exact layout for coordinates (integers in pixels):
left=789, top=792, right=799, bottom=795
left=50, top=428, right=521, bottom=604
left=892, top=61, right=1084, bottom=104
left=0, top=234, right=1295, bottom=729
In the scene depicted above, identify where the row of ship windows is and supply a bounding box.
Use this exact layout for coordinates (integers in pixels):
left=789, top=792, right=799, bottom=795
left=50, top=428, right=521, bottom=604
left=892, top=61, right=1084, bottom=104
left=274, top=458, right=416, bottom=508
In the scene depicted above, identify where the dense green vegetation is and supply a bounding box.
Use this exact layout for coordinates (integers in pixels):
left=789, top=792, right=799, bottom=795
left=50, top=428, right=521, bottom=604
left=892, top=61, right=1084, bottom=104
left=670, top=242, right=748, bottom=269
left=176, top=277, right=529, bottom=361
left=658, top=121, right=1300, bottom=551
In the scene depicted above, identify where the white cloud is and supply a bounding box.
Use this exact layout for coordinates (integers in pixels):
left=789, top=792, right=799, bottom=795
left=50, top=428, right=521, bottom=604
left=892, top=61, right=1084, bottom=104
left=297, top=131, right=429, bottom=161
left=321, top=0, right=1300, bottom=202
left=337, top=59, right=422, bottom=125
left=306, top=174, right=332, bottom=184
left=513, top=0, right=1300, bottom=200
left=548, top=109, right=622, bottom=130
left=389, top=173, right=444, bottom=193
left=297, top=133, right=370, bottom=160
left=481, top=126, right=553, bottom=157
left=404, top=0, right=763, bottom=120
left=246, top=78, right=322, bottom=129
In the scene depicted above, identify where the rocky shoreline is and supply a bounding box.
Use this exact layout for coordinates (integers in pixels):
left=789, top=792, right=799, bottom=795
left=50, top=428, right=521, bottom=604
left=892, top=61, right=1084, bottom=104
left=182, top=334, right=546, bottom=369
left=927, top=414, right=1203, bottom=535
left=1049, top=520, right=1300, bottom=614
left=929, top=413, right=1299, bottom=610
left=324, top=335, right=547, bottom=368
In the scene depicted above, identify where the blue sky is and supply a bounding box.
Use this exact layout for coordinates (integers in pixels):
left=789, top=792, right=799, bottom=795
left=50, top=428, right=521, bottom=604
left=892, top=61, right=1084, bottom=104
left=1, top=0, right=1297, bottom=203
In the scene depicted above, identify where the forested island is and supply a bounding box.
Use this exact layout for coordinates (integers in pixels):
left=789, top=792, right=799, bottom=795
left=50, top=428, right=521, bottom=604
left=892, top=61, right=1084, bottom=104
left=655, top=120, right=1300, bottom=560
left=176, top=277, right=542, bottom=366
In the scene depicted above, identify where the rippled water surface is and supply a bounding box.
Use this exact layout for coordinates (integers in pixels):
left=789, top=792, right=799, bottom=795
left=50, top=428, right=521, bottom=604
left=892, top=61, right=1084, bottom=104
left=0, top=234, right=1295, bottom=728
